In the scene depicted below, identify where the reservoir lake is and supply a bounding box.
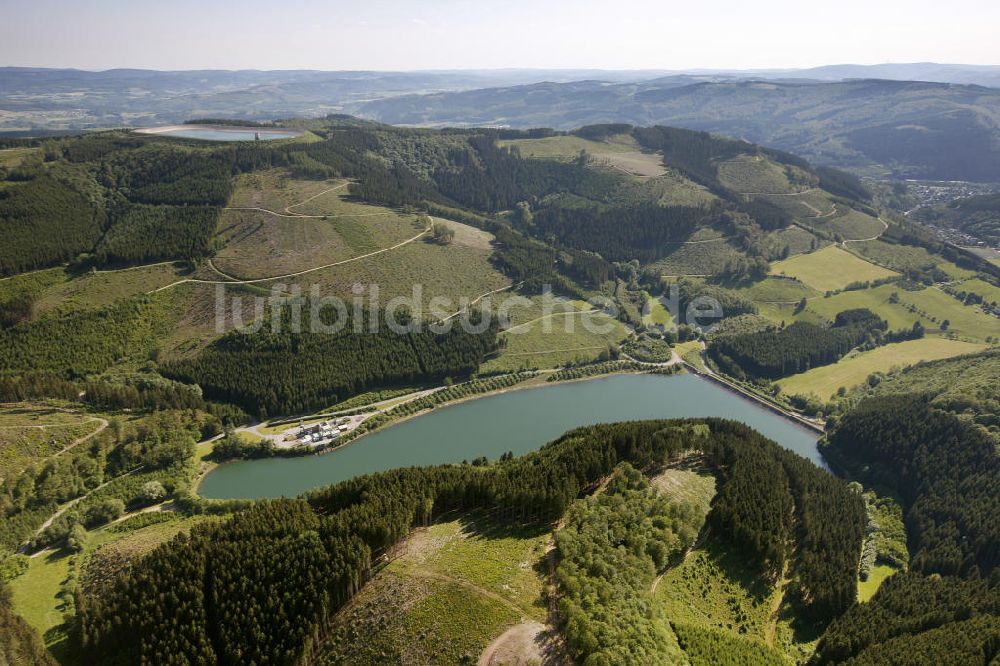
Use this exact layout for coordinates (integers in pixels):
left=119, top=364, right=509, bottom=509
left=199, top=373, right=822, bottom=500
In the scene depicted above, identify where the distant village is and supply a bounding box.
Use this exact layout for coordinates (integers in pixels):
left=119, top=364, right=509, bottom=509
left=901, top=180, right=1000, bottom=254
left=904, top=180, right=998, bottom=209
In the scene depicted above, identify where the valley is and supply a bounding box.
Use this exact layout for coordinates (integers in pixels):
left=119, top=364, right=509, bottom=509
left=1, top=114, right=999, bottom=665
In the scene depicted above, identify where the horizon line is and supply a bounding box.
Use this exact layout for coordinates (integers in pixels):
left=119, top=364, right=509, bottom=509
left=4, top=61, right=1000, bottom=75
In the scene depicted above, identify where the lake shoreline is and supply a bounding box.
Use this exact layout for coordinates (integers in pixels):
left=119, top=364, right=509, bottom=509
left=197, top=372, right=823, bottom=500
left=687, top=364, right=826, bottom=435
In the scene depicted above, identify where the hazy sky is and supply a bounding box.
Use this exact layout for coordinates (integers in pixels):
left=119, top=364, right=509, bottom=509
left=3, top=0, right=999, bottom=71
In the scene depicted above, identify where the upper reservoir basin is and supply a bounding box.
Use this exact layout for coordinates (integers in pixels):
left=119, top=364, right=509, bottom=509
left=199, top=373, right=822, bottom=500
left=135, top=125, right=302, bottom=141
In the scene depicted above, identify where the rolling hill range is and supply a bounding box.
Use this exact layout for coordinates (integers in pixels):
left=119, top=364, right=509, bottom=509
left=0, top=67, right=671, bottom=134
left=3, top=114, right=1000, bottom=665
left=357, top=78, right=1000, bottom=181
left=5, top=66, right=1000, bottom=183
left=718, top=62, right=1000, bottom=87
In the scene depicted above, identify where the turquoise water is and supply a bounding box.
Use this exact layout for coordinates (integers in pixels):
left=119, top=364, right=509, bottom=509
left=153, top=128, right=299, bottom=141
left=199, top=374, right=822, bottom=500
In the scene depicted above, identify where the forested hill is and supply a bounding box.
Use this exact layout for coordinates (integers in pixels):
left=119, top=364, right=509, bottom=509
left=815, top=395, right=1000, bottom=663
left=358, top=78, right=1000, bottom=181
left=3, top=112, right=1000, bottom=666
left=709, top=308, right=894, bottom=381
left=0, top=118, right=872, bottom=419
left=79, top=419, right=863, bottom=664
left=854, top=347, right=1000, bottom=436
left=0, top=119, right=865, bottom=281
left=160, top=302, right=500, bottom=418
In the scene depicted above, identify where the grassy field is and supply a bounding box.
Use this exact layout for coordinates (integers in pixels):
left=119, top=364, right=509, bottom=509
left=675, top=340, right=706, bottom=371
left=849, top=240, right=977, bottom=280
left=858, top=565, right=897, bottom=603
left=654, top=537, right=779, bottom=641
left=213, top=174, right=423, bottom=280
left=481, top=306, right=628, bottom=373
left=8, top=513, right=212, bottom=663
left=502, top=134, right=669, bottom=178
left=939, top=262, right=978, bottom=281
left=733, top=276, right=820, bottom=304
left=0, top=146, right=39, bottom=167
left=769, top=246, right=898, bottom=292
left=648, top=240, right=744, bottom=277
left=643, top=292, right=675, bottom=327
left=819, top=208, right=885, bottom=241
left=500, top=134, right=632, bottom=159
left=896, top=286, right=1000, bottom=341
left=770, top=282, right=1000, bottom=343
left=794, top=285, right=914, bottom=329
left=753, top=300, right=807, bottom=326
left=0, top=407, right=104, bottom=481
left=317, top=511, right=549, bottom=665
left=7, top=550, right=73, bottom=653
left=717, top=157, right=795, bottom=194
left=776, top=338, right=987, bottom=399
left=613, top=169, right=717, bottom=206
left=957, top=278, right=1000, bottom=305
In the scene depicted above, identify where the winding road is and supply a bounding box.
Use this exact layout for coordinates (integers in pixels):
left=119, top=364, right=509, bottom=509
left=149, top=216, right=433, bottom=293
left=842, top=216, right=890, bottom=245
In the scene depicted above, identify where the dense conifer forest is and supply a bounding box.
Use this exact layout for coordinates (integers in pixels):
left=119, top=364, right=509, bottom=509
left=709, top=309, right=888, bottom=379
left=95, top=204, right=218, bottom=264
left=160, top=301, right=500, bottom=417
left=0, top=296, right=175, bottom=378
left=0, top=175, right=105, bottom=275
left=532, top=203, right=725, bottom=263
left=824, top=395, right=1000, bottom=576
left=809, top=395, right=1000, bottom=662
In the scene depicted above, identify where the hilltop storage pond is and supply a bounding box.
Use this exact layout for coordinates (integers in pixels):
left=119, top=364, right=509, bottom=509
left=135, top=125, right=302, bottom=141
left=200, top=374, right=822, bottom=499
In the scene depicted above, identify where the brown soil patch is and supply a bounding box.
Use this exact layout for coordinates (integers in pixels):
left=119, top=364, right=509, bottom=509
left=434, top=217, right=496, bottom=250
left=479, top=620, right=571, bottom=666
left=598, top=151, right=667, bottom=178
